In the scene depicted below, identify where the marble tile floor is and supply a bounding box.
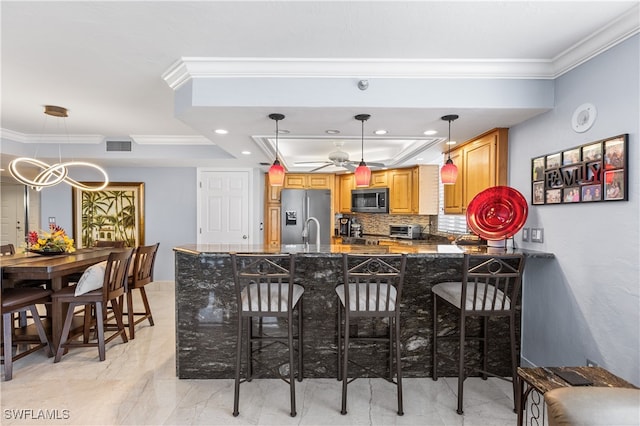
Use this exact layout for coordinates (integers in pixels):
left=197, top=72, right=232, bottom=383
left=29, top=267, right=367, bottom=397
left=1, top=283, right=521, bottom=426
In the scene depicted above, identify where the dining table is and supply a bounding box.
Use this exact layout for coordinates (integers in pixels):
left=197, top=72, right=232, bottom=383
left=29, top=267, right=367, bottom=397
left=1, top=247, right=113, bottom=352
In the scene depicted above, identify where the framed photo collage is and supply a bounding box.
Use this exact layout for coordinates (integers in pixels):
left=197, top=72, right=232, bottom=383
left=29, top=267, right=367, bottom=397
left=531, top=134, right=628, bottom=205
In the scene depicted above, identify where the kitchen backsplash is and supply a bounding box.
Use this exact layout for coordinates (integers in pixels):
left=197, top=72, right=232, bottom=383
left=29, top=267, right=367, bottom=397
left=348, top=213, right=433, bottom=236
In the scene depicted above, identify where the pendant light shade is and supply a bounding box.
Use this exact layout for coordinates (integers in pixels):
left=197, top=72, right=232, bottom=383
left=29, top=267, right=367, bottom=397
left=440, top=114, right=459, bottom=185
left=354, top=114, right=371, bottom=187
left=267, top=113, right=286, bottom=186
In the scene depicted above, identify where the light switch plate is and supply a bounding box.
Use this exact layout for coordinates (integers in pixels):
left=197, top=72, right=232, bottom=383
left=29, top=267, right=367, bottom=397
left=531, top=228, right=544, bottom=243
left=522, top=228, right=529, bottom=242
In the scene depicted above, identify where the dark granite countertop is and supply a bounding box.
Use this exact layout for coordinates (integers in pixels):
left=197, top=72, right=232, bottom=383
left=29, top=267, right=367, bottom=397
left=174, top=243, right=554, bottom=258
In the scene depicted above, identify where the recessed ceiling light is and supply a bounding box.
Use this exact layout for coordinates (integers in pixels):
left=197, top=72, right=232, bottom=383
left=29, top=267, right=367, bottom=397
left=446, top=140, right=457, bottom=145
left=214, top=129, right=228, bottom=135
left=374, top=129, right=388, bottom=135
left=241, top=150, right=251, bottom=155
left=423, top=129, right=437, bottom=136
left=326, top=129, right=340, bottom=135
left=416, top=157, right=424, bottom=161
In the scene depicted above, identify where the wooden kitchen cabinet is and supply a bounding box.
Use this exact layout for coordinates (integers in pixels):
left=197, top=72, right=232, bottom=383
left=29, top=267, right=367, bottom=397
left=284, top=173, right=333, bottom=189
left=389, top=168, right=413, bottom=213
left=389, top=165, right=439, bottom=215
left=369, top=170, right=388, bottom=188
left=265, top=205, right=281, bottom=246
left=443, top=128, right=508, bottom=214
left=337, top=174, right=355, bottom=213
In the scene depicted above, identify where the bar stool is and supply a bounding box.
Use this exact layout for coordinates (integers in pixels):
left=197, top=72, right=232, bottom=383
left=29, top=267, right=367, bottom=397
left=125, top=243, right=159, bottom=339
left=336, top=253, right=407, bottom=415
left=432, top=253, right=525, bottom=414
left=2, top=287, right=53, bottom=380
left=230, top=253, right=304, bottom=417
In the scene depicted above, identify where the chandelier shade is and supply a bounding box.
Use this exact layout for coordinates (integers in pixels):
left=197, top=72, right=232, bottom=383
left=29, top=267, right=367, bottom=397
left=354, top=114, right=371, bottom=187
left=267, top=113, right=286, bottom=186
left=440, top=114, right=459, bottom=185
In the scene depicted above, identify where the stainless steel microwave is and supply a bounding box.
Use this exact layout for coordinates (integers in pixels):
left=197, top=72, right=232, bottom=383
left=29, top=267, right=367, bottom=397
left=351, top=188, right=389, bottom=213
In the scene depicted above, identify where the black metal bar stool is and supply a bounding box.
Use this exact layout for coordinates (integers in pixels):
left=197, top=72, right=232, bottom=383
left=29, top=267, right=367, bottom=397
left=230, top=253, right=304, bottom=417
left=336, top=253, right=407, bottom=415
left=432, top=253, right=525, bottom=414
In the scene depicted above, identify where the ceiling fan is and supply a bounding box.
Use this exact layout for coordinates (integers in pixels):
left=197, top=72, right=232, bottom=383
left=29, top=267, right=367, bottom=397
left=295, top=141, right=386, bottom=172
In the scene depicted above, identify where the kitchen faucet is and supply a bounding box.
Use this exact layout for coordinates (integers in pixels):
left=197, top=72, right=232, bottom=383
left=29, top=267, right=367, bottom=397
left=302, top=216, right=321, bottom=248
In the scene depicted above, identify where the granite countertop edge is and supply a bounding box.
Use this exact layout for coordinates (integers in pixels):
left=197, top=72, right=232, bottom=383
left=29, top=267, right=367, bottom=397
left=173, top=244, right=554, bottom=258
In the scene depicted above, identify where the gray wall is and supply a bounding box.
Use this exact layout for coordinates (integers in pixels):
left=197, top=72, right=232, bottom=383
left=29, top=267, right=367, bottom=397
left=40, top=167, right=197, bottom=282
left=510, top=35, right=639, bottom=385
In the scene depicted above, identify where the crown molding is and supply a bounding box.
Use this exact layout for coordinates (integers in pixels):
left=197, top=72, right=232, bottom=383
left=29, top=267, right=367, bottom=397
left=552, top=3, right=640, bottom=77
left=130, top=135, right=213, bottom=145
left=163, top=6, right=639, bottom=89
left=0, top=128, right=103, bottom=144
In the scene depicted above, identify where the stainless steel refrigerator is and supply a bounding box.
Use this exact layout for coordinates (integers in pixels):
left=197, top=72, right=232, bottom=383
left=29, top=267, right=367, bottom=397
left=281, top=189, right=331, bottom=245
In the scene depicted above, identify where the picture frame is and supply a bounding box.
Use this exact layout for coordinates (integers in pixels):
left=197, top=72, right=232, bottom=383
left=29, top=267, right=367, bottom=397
left=562, top=148, right=580, bottom=165
left=546, top=153, right=561, bottom=169
left=72, top=182, right=145, bottom=248
left=530, top=134, right=628, bottom=206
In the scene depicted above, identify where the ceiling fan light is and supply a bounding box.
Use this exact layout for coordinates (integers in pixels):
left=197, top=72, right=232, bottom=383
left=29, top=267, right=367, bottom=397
left=354, top=161, right=371, bottom=187
left=268, top=160, right=285, bottom=186
left=440, top=160, right=458, bottom=185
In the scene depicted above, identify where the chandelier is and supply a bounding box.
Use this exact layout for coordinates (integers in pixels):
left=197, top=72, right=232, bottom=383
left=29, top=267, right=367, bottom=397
left=440, top=114, right=459, bottom=185
left=8, top=106, right=109, bottom=191
left=267, top=113, right=286, bottom=186
left=354, top=114, right=372, bottom=187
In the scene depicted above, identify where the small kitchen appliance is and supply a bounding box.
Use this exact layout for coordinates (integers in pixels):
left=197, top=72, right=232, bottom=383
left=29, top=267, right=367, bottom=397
left=389, top=224, right=422, bottom=239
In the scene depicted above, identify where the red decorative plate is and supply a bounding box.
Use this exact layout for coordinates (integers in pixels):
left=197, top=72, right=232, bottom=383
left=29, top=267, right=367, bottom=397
left=466, top=186, right=528, bottom=240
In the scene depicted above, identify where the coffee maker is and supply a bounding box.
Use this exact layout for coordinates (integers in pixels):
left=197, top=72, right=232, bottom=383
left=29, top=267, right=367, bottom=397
left=338, top=217, right=352, bottom=236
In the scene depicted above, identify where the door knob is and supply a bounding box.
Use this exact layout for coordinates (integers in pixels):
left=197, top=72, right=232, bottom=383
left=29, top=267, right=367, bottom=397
left=242, top=235, right=248, bottom=239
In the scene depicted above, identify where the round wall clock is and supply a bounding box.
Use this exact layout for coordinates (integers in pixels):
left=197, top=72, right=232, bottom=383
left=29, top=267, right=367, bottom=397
left=571, top=103, right=597, bottom=133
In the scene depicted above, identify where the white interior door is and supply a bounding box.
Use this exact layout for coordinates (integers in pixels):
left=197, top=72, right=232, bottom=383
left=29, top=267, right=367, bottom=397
left=1, top=183, right=24, bottom=246
left=198, top=170, right=250, bottom=244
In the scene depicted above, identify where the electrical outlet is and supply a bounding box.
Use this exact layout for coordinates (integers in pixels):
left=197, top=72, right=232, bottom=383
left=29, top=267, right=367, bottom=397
left=48, top=217, right=56, bottom=224
left=531, top=228, right=544, bottom=243
left=522, top=228, right=529, bottom=242
left=586, top=359, right=598, bottom=367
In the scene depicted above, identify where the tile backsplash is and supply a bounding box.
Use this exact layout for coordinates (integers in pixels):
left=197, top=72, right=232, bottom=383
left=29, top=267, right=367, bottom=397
left=347, top=213, right=433, bottom=236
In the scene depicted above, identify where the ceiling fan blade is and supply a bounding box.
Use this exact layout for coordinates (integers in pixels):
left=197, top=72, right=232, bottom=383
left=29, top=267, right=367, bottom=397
left=309, top=163, right=333, bottom=172
left=295, top=161, right=331, bottom=165
left=367, top=162, right=386, bottom=167
left=343, top=163, right=356, bottom=172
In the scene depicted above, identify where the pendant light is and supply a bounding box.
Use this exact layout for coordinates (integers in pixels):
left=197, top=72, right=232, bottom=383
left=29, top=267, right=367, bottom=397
left=440, top=114, right=459, bottom=185
left=267, top=113, right=286, bottom=186
left=8, top=105, right=109, bottom=191
left=354, top=114, right=372, bottom=187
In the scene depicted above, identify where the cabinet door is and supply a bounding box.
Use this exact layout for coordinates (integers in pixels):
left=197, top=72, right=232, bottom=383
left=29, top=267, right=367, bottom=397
left=443, top=149, right=464, bottom=214
left=265, top=179, right=282, bottom=204
left=265, top=205, right=281, bottom=246
left=369, top=171, right=388, bottom=188
left=389, top=169, right=412, bottom=214
left=463, top=134, right=496, bottom=211
left=338, top=174, right=355, bottom=213
left=307, top=174, right=333, bottom=189
left=284, top=174, right=306, bottom=189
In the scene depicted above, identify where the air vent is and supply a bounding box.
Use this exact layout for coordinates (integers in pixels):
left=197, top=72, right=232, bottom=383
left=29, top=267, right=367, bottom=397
left=106, top=140, right=132, bottom=152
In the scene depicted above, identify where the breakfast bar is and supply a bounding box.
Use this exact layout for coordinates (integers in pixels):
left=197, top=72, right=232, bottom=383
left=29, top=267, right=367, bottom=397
left=174, top=244, right=553, bottom=379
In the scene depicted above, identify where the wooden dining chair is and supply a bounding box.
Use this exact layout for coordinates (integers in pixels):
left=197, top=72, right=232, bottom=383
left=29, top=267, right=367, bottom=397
left=0, top=244, right=16, bottom=256
left=125, top=243, right=159, bottom=339
left=52, top=249, right=133, bottom=362
left=2, top=287, right=53, bottom=380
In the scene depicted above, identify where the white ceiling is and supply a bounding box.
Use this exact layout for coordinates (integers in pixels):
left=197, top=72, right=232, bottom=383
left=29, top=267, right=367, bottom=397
left=1, top=1, right=638, bottom=175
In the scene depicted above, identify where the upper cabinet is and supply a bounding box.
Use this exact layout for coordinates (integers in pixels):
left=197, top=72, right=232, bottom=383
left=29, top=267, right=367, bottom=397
left=389, top=165, right=439, bottom=215
left=369, top=170, right=388, bottom=188
left=284, top=173, right=334, bottom=189
left=444, top=128, right=508, bottom=214
left=337, top=174, right=355, bottom=213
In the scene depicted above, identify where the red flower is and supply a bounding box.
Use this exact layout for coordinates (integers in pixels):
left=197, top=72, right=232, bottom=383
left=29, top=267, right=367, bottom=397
left=28, top=230, right=39, bottom=245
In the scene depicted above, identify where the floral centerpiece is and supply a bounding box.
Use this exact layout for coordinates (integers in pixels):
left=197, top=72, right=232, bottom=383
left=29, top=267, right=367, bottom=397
left=28, top=224, right=76, bottom=254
